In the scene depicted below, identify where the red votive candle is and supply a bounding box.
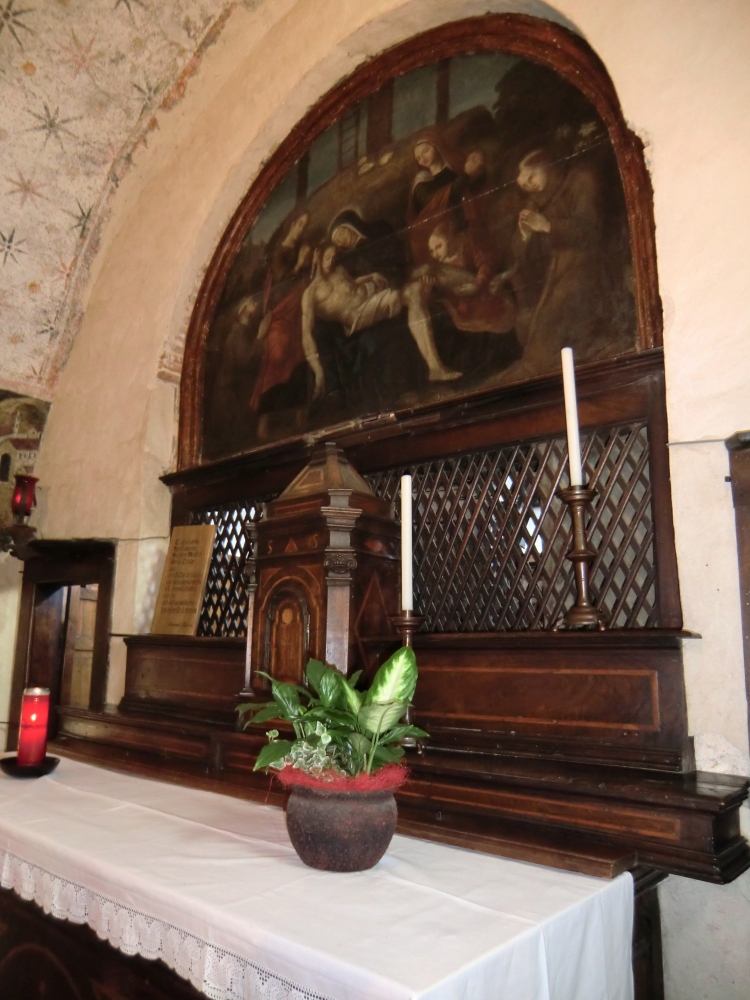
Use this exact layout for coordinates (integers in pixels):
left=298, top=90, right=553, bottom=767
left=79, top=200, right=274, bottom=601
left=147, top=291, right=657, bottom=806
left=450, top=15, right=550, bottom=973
left=17, top=688, right=50, bottom=767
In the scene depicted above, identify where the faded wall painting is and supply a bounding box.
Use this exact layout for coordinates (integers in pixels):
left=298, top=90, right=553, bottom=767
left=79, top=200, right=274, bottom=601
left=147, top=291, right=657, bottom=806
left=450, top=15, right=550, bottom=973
left=202, top=55, right=637, bottom=461
left=0, top=391, right=49, bottom=529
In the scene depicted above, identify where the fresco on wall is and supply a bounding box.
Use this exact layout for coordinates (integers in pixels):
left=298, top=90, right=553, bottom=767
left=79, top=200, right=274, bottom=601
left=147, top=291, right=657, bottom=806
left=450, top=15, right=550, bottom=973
left=0, top=0, right=245, bottom=398
left=0, top=391, right=49, bottom=529
left=202, top=55, right=637, bottom=461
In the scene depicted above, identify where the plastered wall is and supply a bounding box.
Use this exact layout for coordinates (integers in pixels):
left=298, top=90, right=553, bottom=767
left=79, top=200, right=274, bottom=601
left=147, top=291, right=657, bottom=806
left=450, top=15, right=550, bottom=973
left=2, top=1, right=749, bottom=996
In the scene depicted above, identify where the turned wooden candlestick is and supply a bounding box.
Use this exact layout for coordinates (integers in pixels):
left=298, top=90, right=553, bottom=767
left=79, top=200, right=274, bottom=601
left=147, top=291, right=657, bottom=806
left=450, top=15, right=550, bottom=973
left=554, top=485, right=607, bottom=631
left=389, top=610, right=425, bottom=748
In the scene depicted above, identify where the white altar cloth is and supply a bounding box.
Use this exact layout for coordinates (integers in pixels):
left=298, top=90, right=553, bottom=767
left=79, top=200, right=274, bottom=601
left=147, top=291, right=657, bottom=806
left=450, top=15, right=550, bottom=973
left=0, top=758, right=633, bottom=1000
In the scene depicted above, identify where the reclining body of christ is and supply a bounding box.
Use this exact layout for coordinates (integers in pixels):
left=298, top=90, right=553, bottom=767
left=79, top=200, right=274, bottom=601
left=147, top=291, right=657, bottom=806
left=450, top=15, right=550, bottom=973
left=301, top=244, right=462, bottom=399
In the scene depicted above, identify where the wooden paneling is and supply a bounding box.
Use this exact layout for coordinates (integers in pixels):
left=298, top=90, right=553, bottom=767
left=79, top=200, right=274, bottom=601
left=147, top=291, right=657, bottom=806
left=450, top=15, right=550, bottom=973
left=410, top=631, right=691, bottom=770
left=417, top=666, right=659, bottom=730
left=401, top=778, right=682, bottom=841
left=61, top=584, right=98, bottom=709
left=121, top=635, right=245, bottom=722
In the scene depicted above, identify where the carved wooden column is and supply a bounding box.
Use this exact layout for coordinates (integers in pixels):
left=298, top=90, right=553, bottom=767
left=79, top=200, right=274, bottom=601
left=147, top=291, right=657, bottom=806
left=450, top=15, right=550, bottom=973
left=321, top=490, right=360, bottom=674
left=245, top=442, right=400, bottom=694
left=240, top=519, right=259, bottom=698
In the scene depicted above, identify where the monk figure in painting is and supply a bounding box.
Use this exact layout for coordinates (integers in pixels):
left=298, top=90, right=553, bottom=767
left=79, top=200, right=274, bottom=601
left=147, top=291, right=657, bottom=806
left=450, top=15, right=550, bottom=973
left=416, top=221, right=516, bottom=335
left=249, top=212, right=312, bottom=411
left=512, top=148, right=607, bottom=366
left=301, top=244, right=461, bottom=398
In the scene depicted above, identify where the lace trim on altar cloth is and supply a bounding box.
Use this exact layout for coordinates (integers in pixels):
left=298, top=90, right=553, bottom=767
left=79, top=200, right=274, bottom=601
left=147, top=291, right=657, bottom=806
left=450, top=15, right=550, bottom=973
left=0, top=848, right=335, bottom=1000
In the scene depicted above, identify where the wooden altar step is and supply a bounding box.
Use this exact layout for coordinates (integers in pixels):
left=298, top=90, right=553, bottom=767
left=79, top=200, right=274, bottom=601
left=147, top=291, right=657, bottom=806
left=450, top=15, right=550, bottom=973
left=54, top=704, right=749, bottom=884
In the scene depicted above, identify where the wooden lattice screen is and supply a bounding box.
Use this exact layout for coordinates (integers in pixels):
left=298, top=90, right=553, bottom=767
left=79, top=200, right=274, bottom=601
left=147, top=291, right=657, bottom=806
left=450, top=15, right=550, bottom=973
left=191, top=501, right=260, bottom=638
left=192, top=422, right=656, bottom=637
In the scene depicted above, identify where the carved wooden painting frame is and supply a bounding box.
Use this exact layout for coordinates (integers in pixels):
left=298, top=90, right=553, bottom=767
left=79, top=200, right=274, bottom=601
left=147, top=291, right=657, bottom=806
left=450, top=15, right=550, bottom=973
left=179, top=13, right=661, bottom=470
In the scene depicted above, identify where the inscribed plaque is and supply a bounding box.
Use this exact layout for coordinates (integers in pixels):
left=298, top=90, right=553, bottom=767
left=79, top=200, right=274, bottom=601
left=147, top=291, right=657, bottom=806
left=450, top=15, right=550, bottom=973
left=151, top=525, right=216, bottom=635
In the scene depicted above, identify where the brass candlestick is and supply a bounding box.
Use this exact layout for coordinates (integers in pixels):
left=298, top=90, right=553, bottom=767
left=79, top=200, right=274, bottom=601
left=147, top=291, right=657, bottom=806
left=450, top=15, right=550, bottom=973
left=553, top=485, right=607, bottom=631
left=389, top=610, right=425, bottom=748
left=389, top=609, right=424, bottom=648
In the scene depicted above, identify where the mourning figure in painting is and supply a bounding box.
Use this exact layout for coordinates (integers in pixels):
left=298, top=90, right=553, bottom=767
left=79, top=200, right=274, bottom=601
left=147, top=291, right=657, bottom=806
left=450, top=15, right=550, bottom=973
left=417, top=219, right=516, bottom=335
left=407, top=134, right=465, bottom=266
left=329, top=210, right=405, bottom=286
left=249, top=212, right=312, bottom=411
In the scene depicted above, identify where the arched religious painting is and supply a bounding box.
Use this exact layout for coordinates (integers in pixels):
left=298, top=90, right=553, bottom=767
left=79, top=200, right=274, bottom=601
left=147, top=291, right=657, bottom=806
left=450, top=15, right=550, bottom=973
left=195, top=20, right=653, bottom=464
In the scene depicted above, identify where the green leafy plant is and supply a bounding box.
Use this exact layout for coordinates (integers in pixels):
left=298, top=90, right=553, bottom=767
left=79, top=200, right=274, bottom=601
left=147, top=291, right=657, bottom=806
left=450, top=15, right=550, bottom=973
left=237, top=646, right=428, bottom=778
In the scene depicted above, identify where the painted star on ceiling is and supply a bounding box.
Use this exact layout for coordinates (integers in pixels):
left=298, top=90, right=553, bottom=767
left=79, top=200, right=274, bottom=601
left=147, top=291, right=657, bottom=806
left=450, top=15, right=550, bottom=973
left=67, top=201, right=93, bottom=240
left=133, top=78, right=161, bottom=111
left=5, top=169, right=48, bottom=208
left=58, top=32, right=106, bottom=81
left=27, top=103, right=80, bottom=150
left=0, top=229, right=25, bottom=266
left=0, top=1, right=34, bottom=48
left=0, top=0, right=241, bottom=398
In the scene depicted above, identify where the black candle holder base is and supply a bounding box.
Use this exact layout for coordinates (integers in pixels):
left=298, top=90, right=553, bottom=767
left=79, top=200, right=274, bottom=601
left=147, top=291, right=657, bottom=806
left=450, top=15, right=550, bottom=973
left=0, top=755, right=60, bottom=778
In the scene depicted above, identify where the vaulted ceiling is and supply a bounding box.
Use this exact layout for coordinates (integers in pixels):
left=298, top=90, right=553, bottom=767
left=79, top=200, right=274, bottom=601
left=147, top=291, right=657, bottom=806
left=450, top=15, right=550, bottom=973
left=0, top=0, right=250, bottom=401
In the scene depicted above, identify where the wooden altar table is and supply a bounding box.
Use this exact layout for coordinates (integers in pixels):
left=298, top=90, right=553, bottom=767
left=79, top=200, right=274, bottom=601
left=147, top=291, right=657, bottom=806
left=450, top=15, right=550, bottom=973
left=0, top=758, right=633, bottom=1000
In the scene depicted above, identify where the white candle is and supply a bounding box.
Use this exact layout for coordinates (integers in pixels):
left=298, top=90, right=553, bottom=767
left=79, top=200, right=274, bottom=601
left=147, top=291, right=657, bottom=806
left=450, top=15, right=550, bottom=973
left=561, top=347, right=583, bottom=487
left=400, top=474, right=413, bottom=611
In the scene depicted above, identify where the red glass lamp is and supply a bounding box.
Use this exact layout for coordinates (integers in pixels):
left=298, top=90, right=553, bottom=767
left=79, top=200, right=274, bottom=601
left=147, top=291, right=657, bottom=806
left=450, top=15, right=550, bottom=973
left=1, top=474, right=39, bottom=559
left=11, top=474, right=38, bottom=523
left=17, top=688, right=50, bottom=766
left=1, top=687, right=59, bottom=778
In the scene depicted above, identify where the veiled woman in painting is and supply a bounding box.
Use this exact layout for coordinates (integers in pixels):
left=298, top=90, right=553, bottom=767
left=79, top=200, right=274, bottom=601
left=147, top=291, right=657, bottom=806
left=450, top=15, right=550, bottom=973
left=407, top=132, right=466, bottom=266
left=329, top=209, right=406, bottom=286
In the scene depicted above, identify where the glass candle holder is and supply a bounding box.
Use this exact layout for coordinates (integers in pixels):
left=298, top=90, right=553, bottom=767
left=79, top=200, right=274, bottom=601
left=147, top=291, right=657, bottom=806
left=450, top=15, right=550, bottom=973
left=17, top=687, right=50, bottom=767
left=11, top=475, right=38, bottom=523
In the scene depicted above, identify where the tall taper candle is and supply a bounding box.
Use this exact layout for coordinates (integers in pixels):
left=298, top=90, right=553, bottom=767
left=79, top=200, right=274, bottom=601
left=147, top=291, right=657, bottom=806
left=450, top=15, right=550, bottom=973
left=400, top=474, right=413, bottom=611
left=561, top=347, right=583, bottom=487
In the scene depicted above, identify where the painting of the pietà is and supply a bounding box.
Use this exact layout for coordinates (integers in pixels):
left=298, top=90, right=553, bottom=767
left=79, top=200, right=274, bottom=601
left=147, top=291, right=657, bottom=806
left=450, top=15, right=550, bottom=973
left=202, top=54, right=636, bottom=460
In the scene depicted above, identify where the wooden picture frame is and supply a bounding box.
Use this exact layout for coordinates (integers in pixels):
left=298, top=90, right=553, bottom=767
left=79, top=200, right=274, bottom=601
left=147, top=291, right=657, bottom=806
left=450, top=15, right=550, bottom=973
left=179, top=13, right=661, bottom=471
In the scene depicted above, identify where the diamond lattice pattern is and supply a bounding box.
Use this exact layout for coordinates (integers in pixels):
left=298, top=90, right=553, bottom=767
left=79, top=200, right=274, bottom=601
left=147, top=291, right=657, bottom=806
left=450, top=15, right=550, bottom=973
left=365, top=423, right=657, bottom=631
left=189, top=423, right=656, bottom=637
left=191, top=502, right=259, bottom=637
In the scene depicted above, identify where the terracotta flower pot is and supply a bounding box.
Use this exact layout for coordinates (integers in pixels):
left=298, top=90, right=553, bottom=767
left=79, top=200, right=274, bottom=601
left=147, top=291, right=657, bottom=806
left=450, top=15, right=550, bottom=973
left=285, top=785, right=398, bottom=872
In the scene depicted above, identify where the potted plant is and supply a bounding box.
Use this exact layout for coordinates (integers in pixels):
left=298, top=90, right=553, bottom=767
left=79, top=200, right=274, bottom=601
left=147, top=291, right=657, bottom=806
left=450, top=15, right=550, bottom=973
left=238, top=646, right=427, bottom=871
